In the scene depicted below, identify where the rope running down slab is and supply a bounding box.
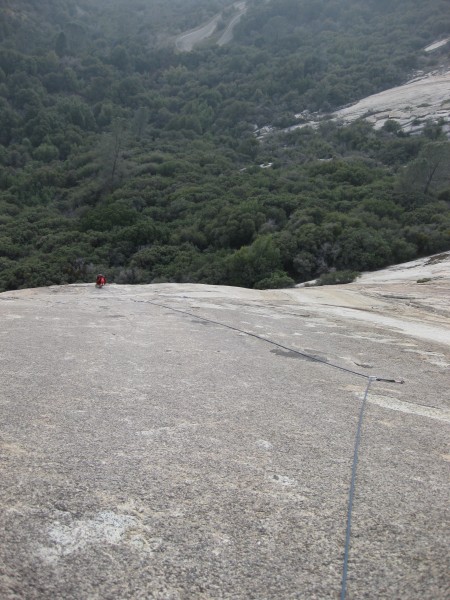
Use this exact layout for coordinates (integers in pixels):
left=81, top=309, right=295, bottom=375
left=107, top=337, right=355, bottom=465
left=129, top=296, right=404, bottom=598
left=130, top=297, right=403, bottom=384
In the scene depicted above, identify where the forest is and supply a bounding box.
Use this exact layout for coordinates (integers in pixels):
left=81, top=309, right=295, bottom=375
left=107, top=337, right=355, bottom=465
left=0, top=0, right=449, bottom=291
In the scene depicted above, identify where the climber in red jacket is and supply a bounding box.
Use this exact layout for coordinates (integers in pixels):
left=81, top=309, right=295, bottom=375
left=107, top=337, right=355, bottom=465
left=96, top=274, right=107, bottom=288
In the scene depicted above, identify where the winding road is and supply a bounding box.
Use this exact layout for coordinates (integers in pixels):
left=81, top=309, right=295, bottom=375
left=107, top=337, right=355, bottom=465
left=217, top=1, right=248, bottom=47
left=175, top=1, right=247, bottom=52
left=175, top=13, right=222, bottom=52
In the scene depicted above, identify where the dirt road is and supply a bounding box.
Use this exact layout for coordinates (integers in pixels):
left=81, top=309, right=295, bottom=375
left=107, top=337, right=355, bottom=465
left=175, top=1, right=247, bottom=51
left=175, top=13, right=221, bottom=52
left=217, top=2, right=247, bottom=47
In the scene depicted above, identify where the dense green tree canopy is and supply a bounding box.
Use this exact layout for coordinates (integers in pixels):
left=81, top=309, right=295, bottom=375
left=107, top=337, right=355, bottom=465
left=0, top=0, right=449, bottom=291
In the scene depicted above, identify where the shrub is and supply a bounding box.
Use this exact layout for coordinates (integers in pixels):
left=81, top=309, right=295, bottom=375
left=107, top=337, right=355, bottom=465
left=315, top=270, right=360, bottom=285
left=254, top=271, right=295, bottom=289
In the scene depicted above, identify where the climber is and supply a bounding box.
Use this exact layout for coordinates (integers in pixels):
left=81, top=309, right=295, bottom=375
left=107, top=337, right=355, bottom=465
left=96, top=274, right=107, bottom=288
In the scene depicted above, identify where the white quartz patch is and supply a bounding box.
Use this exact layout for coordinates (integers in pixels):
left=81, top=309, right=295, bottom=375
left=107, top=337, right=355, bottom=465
left=37, top=511, right=140, bottom=563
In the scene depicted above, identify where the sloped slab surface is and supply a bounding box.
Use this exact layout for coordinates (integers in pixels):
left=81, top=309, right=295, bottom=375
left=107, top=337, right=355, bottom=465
left=1, top=275, right=449, bottom=598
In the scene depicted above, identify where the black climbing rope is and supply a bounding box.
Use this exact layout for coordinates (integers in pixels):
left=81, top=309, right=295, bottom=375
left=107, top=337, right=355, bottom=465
left=340, top=376, right=377, bottom=600
left=130, top=297, right=404, bottom=383
left=125, top=295, right=404, bottom=599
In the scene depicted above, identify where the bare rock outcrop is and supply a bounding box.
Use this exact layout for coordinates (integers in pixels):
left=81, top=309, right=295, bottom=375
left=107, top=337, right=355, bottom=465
left=1, top=254, right=449, bottom=598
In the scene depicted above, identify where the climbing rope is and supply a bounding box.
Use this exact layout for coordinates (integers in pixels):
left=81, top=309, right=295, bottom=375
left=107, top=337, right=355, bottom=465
left=127, top=295, right=404, bottom=598
left=130, top=297, right=403, bottom=384
left=340, top=376, right=377, bottom=600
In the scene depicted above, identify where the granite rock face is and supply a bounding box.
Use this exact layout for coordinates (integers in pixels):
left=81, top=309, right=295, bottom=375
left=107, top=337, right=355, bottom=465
left=333, top=70, right=450, bottom=134
left=1, top=254, right=449, bottom=599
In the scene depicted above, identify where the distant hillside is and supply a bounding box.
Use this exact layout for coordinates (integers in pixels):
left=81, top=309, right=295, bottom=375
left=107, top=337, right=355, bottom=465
left=0, top=0, right=449, bottom=291
left=0, top=0, right=232, bottom=46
